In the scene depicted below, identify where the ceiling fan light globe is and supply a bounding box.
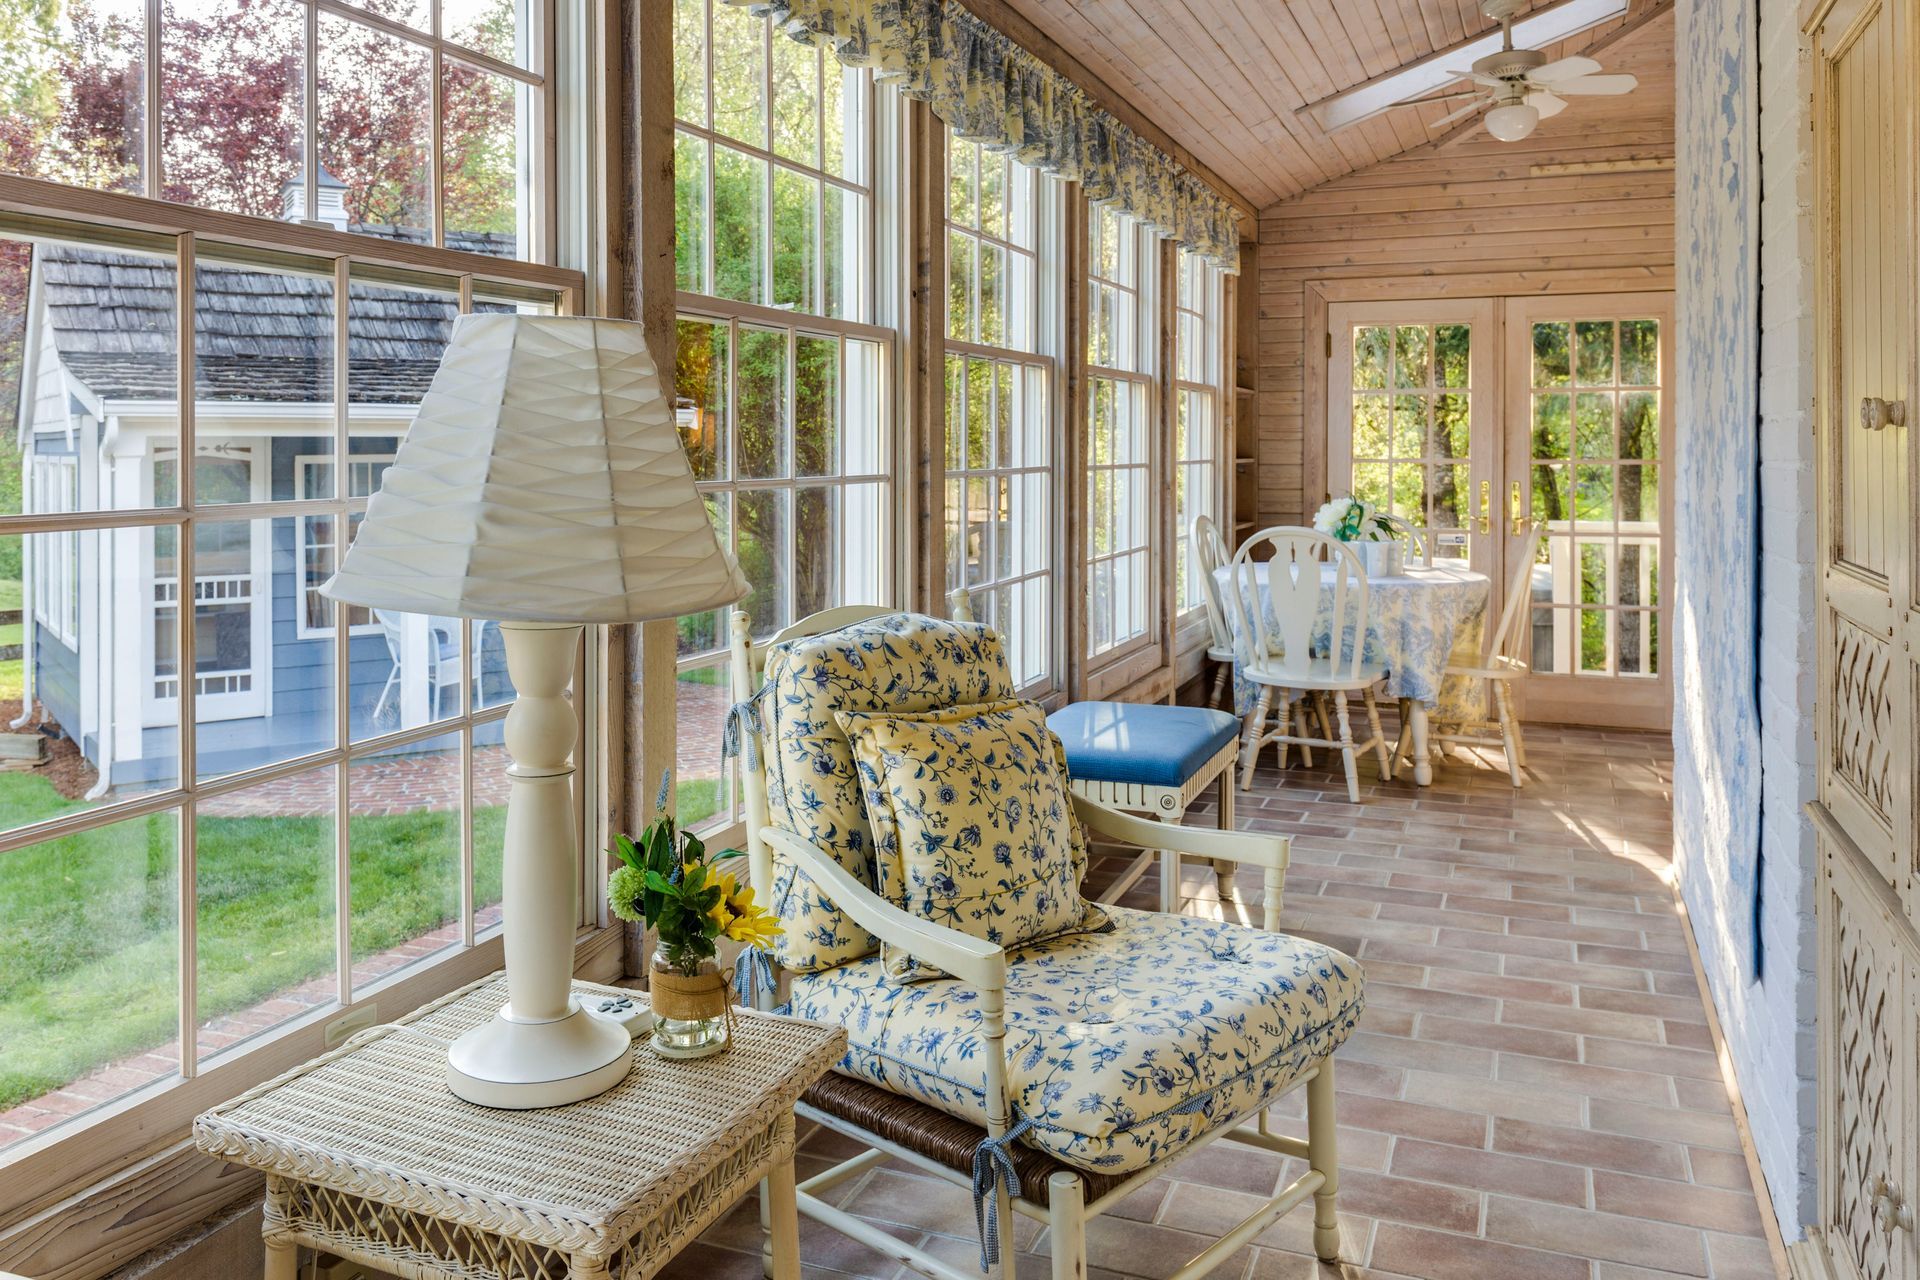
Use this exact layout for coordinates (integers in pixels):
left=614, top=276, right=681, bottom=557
left=1484, top=101, right=1540, bottom=141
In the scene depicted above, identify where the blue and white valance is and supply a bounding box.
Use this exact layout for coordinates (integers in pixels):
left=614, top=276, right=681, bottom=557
left=727, top=0, right=1243, bottom=271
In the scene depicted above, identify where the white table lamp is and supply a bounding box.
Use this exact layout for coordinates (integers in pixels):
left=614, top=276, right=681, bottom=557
left=325, top=314, right=746, bottom=1108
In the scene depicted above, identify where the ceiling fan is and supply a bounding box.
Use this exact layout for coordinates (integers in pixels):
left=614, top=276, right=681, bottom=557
left=1409, top=0, right=1639, bottom=142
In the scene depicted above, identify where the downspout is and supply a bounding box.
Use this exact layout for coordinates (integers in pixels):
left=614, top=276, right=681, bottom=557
left=83, top=415, right=113, bottom=802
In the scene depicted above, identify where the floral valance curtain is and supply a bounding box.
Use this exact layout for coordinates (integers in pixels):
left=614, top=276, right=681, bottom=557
left=726, top=0, right=1243, bottom=272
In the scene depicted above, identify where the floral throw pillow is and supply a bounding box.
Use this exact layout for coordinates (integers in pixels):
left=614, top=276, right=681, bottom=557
left=837, top=698, right=1108, bottom=982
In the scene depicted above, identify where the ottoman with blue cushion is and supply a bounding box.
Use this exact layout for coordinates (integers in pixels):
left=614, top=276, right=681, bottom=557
left=1046, top=700, right=1244, bottom=912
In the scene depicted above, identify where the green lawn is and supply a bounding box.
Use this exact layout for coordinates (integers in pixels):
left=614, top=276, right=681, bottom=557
left=0, top=579, right=22, bottom=702
left=0, top=771, right=506, bottom=1109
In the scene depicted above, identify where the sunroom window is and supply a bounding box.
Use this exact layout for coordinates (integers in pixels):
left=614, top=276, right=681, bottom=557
left=670, top=0, right=894, bottom=832
left=0, top=0, right=584, bottom=1189
left=943, top=129, right=1059, bottom=694
left=1173, top=247, right=1225, bottom=616
left=1085, top=204, right=1158, bottom=661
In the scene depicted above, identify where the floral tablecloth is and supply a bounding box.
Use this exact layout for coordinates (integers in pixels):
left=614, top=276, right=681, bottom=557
left=1216, top=561, right=1492, bottom=722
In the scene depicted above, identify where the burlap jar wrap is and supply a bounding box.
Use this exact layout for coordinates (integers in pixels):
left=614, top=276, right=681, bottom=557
left=649, top=967, right=735, bottom=1035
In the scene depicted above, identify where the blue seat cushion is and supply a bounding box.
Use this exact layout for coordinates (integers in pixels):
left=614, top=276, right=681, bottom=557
left=1046, top=701, right=1242, bottom=788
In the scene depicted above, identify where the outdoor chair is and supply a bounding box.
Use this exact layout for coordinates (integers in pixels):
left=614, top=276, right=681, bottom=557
left=724, top=606, right=1365, bottom=1280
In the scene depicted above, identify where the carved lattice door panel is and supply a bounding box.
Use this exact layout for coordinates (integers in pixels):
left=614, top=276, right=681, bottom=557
left=1818, top=841, right=1914, bottom=1280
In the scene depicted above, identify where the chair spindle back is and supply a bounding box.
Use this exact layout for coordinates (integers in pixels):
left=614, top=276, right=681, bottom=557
left=1485, top=525, right=1546, bottom=665
left=1228, top=527, right=1371, bottom=682
left=1191, top=514, right=1235, bottom=653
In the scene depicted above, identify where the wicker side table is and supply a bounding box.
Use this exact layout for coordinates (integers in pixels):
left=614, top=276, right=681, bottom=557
left=194, top=973, right=845, bottom=1280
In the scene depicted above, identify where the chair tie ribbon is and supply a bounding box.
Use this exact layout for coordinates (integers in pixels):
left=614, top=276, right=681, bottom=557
left=970, top=1109, right=1037, bottom=1271
left=731, top=945, right=778, bottom=1010
left=720, top=689, right=767, bottom=769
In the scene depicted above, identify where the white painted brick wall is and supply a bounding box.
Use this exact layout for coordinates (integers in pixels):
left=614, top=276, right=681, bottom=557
left=1674, top=0, right=1820, bottom=1241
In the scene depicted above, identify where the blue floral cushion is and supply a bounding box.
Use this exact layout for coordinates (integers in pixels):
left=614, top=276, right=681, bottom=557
left=785, top=906, right=1365, bottom=1174
left=760, top=613, right=1016, bottom=973
left=838, top=698, right=1108, bottom=982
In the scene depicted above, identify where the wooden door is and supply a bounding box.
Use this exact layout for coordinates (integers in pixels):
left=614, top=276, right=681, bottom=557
left=1326, top=299, right=1501, bottom=584
left=1812, top=0, right=1916, bottom=902
left=1503, top=294, right=1675, bottom=730
left=1807, top=0, right=1920, bottom=1275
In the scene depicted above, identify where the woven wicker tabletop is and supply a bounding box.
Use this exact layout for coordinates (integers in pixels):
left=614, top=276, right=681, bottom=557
left=193, top=974, right=844, bottom=1259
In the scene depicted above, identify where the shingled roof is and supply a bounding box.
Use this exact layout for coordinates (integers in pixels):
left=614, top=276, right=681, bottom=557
left=36, top=231, right=516, bottom=407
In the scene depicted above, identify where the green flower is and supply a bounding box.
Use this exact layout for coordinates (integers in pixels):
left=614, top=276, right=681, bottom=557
left=608, top=864, right=648, bottom=924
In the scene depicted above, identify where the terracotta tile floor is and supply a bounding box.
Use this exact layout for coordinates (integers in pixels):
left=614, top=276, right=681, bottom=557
left=661, top=721, right=1781, bottom=1280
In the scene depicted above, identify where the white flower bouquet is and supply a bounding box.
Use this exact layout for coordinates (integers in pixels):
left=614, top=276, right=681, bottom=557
left=1311, top=495, right=1395, bottom=543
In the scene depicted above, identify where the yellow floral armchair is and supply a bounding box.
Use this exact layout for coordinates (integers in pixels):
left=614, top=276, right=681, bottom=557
left=724, top=607, right=1365, bottom=1280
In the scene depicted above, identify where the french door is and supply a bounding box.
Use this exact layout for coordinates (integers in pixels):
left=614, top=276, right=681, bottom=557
left=1326, top=292, right=1674, bottom=729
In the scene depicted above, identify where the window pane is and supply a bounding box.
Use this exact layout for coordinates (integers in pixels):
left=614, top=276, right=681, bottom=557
left=348, top=732, right=462, bottom=990
left=443, top=0, right=525, bottom=67
left=737, top=488, right=791, bottom=638
left=6, top=519, right=179, bottom=841
left=823, top=61, right=860, bottom=183
left=442, top=59, right=525, bottom=257
left=736, top=326, right=788, bottom=478
left=711, top=144, right=766, bottom=304
left=196, top=767, right=336, bottom=1064
left=353, top=610, right=464, bottom=739
left=675, top=317, right=729, bottom=481
left=947, top=231, right=975, bottom=342
left=771, top=35, right=819, bottom=165
left=0, top=809, right=179, bottom=1153
left=319, top=12, right=432, bottom=237
left=673, top=0, right=709, bottom=126
left=794, top=334, right=837, bottom=476
left=710, top=1, right=767, bottom=147
left=0, top=0, right=147, bottom=195
left=771, top=167, right=818, bottom=313
left=472, top=619, right=512, bottom=710
left=161, top=0, right=302, bottom=217
left=675, top=130, right=709, bottom=294
left=676, top=664, right=732, bottom=831
left=794, top=485, right=837, bottom=617
left=13, top=239, right=182, bottom=515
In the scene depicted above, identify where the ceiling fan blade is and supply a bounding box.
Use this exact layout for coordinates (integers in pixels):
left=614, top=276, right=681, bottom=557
left=1530, top=89, right=1568, bottom=118
left=1444, top=69, right=1510, bottom=88
left=1530, top=55, right=1601, bottom=83
left=1432, top=96, right=1493, bottom=127
left=1546, top=72, right=1638, bottom=95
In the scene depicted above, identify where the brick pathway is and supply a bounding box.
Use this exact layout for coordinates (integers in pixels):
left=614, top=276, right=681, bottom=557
left=676, top=676, right=731, bottom=781
left=198, top=744, right=512, bottom=818
left=663, top=720, right=1781, bottom=1280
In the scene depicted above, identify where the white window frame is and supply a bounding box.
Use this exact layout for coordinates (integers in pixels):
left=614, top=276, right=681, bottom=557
left=943, top=128, right=1064, bottom=697
left=1084, top=205, right=1159, bottom=664
left=670, top=0, right=897, bottom=835
left=294, top=451, right=397, bottom=639
left=30, top=453, right=80, bottom=646
left=1173, top=248, right=1226, bottom=620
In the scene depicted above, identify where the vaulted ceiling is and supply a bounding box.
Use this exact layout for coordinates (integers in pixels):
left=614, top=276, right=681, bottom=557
left=983, top=0, right=1675, bottom=212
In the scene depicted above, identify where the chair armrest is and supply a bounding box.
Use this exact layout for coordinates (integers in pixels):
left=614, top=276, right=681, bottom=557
left=1071, top=794, right=1290, bottom=872
left=761, top=829, right=1007, bottom=992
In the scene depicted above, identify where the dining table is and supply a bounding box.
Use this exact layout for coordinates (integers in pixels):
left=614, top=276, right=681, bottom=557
left=1216, top=559, right=1493, bottom=786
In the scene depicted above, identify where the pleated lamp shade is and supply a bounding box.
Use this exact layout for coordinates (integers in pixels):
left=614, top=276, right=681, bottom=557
left=323, top=314, right=748, bottom=624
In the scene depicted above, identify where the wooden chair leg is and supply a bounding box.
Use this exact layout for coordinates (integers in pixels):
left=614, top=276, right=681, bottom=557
left=1308, top=1059, right=1342, bottom=1262
left=1362, top=687, right=1392, bottom=781
left=1048, top=1171, right=1087, bottom=1280
left=1238, top=686, right=1272, bottom=790
left=1392, top=696, right=1413, bottom=770
left=1332, top=695, right=1360, bottom=803
left=1494, top=678, right=1523, bottom=787
left=1295, top=694, right=1313, bottom=767
left=1210, top=662, right=1231, bottom=709
left=1274, top=692, right=1293, bottom=774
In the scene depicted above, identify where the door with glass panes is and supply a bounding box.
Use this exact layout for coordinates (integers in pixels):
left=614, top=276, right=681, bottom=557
left=1326, top=293, right=1673, bottom=730
left=1503, top=294, right=1672, bottom=728
left=1327, top=299, right=1501, bottom=578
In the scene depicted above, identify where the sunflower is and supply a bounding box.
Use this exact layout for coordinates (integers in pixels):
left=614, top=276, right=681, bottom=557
left=720, top=879, right=783, bottom=948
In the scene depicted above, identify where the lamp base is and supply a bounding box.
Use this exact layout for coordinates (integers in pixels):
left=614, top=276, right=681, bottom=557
left=445, top=999, right=633, bottom=1109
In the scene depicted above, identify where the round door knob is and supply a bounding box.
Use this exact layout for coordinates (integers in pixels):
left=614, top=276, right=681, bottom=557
left=1860, top=396, right=1907, bottom=430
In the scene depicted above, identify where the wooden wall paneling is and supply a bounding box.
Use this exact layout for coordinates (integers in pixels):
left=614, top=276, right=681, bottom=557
left=912, top=102, right=948, bottom=616
left=1253, top=8, right=1676, bottom=526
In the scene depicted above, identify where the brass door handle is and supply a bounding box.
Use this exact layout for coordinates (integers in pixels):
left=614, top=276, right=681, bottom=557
left=1509, top=481, right=1526, bottom=535
left=1477, top=480, right=1491, bottom=535
left=1861, top=396, right=1908, bottom=431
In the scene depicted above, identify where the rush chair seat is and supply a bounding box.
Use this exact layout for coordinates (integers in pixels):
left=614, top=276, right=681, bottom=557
left=723, top=606, right=1365, bottom=1280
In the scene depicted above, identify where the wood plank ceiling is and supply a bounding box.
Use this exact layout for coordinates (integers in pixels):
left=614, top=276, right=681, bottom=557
left=983, top=0, right=1674, bottom=211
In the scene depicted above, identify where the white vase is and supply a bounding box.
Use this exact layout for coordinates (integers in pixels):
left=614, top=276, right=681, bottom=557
left=1352, top=541, right=1403, bottom=577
